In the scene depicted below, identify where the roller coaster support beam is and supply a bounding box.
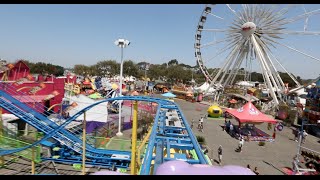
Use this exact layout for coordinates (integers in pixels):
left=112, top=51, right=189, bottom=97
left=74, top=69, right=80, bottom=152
left=0, top=107, right=4, bottom=167
left=130, top=100, right=138, bottom=175
left=82, top=111, right=87, bottom=175
left=31, top=131, right=37, bottom=175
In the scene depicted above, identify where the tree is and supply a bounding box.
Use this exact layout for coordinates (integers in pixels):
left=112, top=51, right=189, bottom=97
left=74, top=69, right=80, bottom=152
left=73, top=64, right=90, bottom=76
left=52, top=65, right=64, bottom=76
left=296, top=76, right=302, bottom=85
left=148, top=64, right=166, bottom=80
left=168, top=59, right=179, bottom=66
left=178, top=63, right=192, bottom=69
left=279, top=72, right=296, bottom=87
left=251, top=72, right=264, bottom=82
left=166, top=65, right=189, bottom=83
left=123, top=60, right=139, bottom=77
left=20, top=60, right=64, bottom=76
left=95, top=60, right=119, bottom=76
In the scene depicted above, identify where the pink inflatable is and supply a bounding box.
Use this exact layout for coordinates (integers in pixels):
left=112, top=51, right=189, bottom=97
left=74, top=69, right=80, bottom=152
left=155, top=161, right=255, bottom=175
left=91, top=161, right=255, bottom=175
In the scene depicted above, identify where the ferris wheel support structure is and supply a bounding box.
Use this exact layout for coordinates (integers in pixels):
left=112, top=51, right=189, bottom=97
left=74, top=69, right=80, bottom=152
left=195, top=4, right=320, bottom=107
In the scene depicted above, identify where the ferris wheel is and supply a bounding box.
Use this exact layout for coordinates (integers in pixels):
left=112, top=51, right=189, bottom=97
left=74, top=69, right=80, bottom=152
left=194, top=4, right=320, bottom=105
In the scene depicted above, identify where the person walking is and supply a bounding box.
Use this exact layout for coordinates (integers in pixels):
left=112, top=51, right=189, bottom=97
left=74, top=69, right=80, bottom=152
left=198, top=117, right=204, bottom=132
left=191, top=119, right=195, bottom=129
left=226, top=120, right=230, bottom=133
left=218, top=145, right=223, bottom=165
left=293, top=128, right=299, bottom=142
left=229, top=123, right=234, bottom=137
left=302, top=130, right=308, bottom=143
left=223, top=119, right=227, bottom=131
left=238, top=137, right=244, bottom=152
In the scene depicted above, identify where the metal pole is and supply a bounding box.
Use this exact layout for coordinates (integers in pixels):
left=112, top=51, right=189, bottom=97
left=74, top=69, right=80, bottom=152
left=0, top=107, right=4, bottom=167
left=82, top=111, right=87, bottom=175
left=0, top=107, right=2, bottom=137
left=130, top=100, right=138, bottom=175
left=117, top=47, right=124, bottom=137
left=145, top=66, right=147, bottom=92
left=294, top=121, right=304, bottom=174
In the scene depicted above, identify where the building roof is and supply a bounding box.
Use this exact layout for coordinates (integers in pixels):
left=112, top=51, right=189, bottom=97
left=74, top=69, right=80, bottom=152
left=12, top=95, right=50, bottom=103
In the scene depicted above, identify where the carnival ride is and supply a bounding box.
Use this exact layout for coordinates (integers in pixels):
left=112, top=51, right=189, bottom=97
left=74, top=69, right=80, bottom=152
left=195, top=4, right=320, bottom=106
left=0, top=82, right=209, bottom=175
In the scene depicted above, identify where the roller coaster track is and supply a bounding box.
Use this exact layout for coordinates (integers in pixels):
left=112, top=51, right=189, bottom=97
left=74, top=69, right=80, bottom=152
left=0, top=82, right=209, bottom=174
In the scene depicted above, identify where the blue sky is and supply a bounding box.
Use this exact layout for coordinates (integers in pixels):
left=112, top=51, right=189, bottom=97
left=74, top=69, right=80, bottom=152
left=0, top=4, right=319, bottom=79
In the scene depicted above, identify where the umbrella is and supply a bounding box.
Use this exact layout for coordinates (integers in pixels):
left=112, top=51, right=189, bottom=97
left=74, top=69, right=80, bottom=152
left=162, top=92, right=176, bottom=98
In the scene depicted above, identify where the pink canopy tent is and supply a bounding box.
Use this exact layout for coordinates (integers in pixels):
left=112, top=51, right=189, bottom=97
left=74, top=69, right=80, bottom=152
left=225, top=102, right=277, bottom=124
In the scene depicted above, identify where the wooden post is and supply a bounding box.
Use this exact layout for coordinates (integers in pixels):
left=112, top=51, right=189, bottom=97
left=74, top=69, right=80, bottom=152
left=130, top=101, right=138, bottom=175
left=82, top=111, right=87, bottom=175
left=31, top=145, right=36, bottom=174
left=31, top=129, right=37, bottom=174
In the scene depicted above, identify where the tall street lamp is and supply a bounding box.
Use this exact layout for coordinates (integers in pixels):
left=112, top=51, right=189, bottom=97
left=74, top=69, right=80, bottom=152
left=114, top=38, right=130, bottom=137
left=294, top=118, right=320, bottom=174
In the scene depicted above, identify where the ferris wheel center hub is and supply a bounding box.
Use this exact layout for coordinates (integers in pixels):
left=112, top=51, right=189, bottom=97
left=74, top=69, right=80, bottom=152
left=241, top=22, right=256, bottom=37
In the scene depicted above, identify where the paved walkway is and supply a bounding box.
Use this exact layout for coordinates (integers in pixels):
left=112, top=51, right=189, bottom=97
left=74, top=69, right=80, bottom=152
left=176, top=99, right=320, bottom=175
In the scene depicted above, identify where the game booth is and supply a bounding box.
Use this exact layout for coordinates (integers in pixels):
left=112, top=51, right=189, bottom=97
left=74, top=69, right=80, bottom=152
left=225, top=102, right=279, bottom=142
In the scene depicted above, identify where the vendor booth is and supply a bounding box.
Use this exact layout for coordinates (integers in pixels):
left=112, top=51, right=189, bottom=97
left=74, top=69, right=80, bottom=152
left=225, top=102, right=278, bottom=142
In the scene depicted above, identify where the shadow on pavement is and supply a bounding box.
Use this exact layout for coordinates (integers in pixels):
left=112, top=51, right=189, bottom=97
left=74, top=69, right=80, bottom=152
left=263, top=160, right=286, bottom=175
left=213, top=159, right=220, bottom=165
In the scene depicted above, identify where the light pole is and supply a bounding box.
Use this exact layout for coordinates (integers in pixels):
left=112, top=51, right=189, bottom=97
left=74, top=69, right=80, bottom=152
left=144, top=62, right=149, bottom=92
left=114, top=38, right=130, bottom=137
left=294, top=118, right=320, bottom=174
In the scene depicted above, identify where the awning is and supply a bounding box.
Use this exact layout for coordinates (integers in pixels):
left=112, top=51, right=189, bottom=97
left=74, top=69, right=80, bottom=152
left=226, top=102, right=277, bottom=124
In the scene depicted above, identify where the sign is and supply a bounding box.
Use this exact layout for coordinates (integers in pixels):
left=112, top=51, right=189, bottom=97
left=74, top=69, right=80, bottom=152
left=276, top=124, right=284, bottom=131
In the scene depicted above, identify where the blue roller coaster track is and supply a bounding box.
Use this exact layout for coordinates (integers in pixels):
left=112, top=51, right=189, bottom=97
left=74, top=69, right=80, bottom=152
left=0, top=82, right=209, bottom=174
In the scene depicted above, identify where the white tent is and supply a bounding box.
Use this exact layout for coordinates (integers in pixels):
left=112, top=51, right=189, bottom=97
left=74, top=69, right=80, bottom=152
left=194, top=82, right=216, bottom=93
left=236, top=81, right=255, bottom=87
left=2, top=114, right=19, bottom=132
left=194, top=82, right=209, bottom=91
left=65, top=94, right=109, bottom=123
